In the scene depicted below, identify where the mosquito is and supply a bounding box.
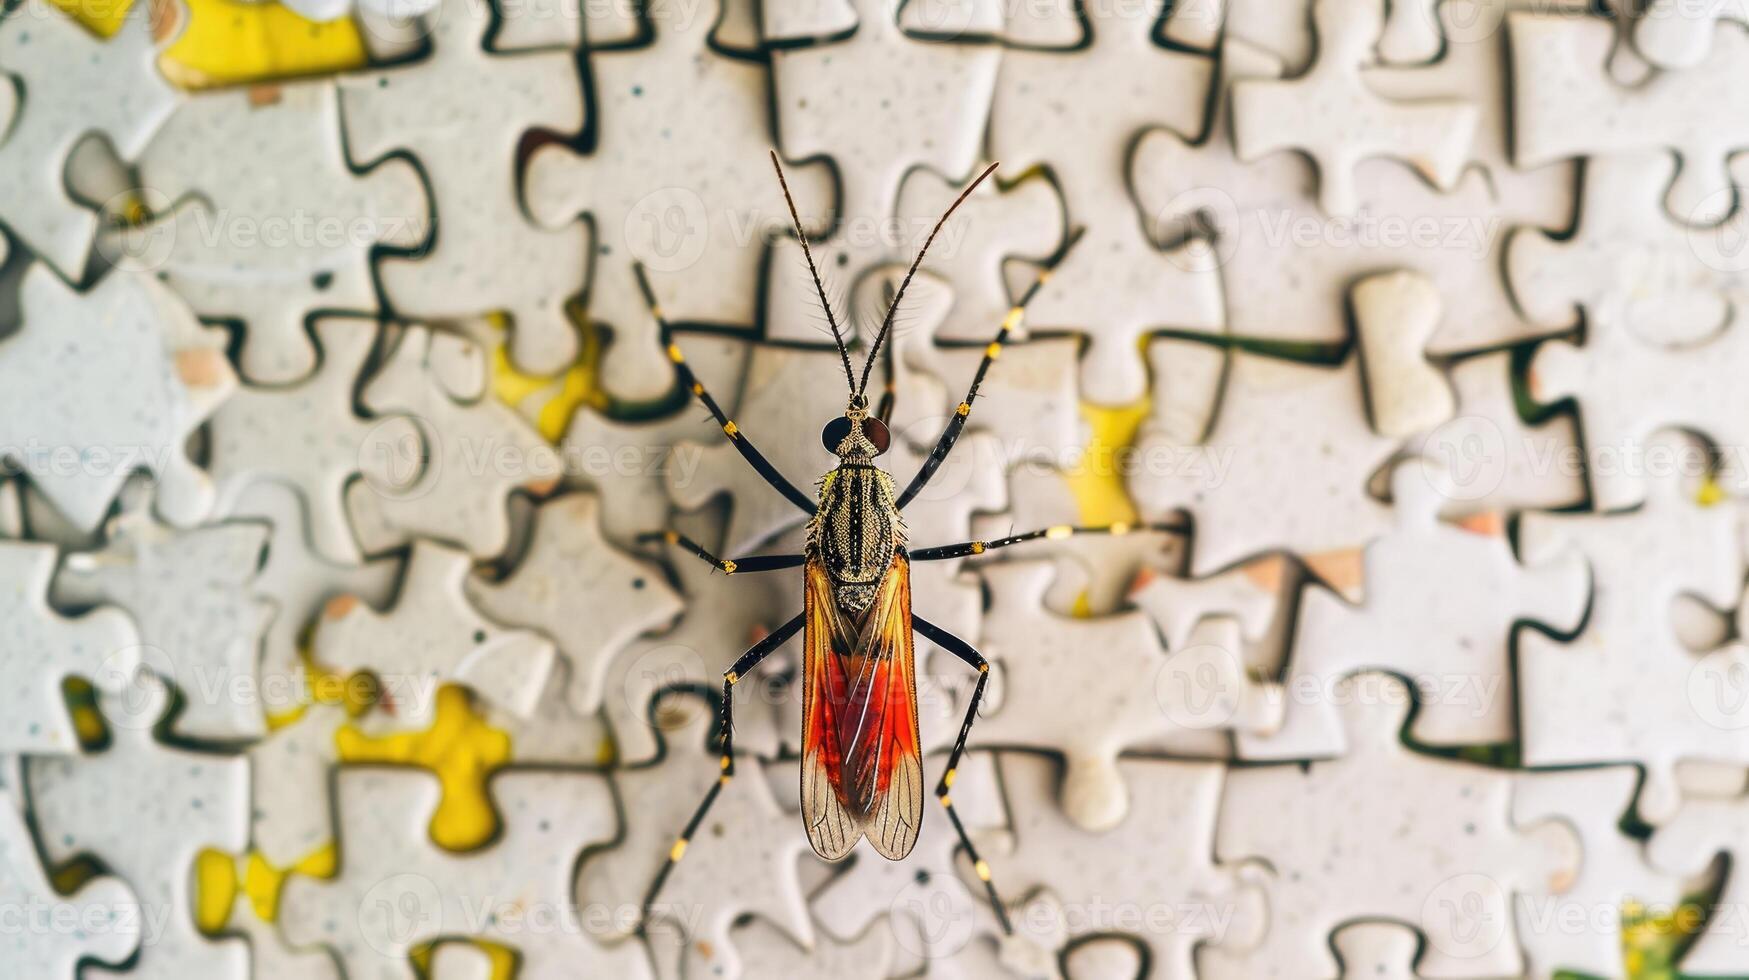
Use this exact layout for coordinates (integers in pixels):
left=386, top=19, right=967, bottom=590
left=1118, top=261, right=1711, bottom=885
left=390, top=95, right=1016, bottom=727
left=633, top=151, right=1167, bottom=936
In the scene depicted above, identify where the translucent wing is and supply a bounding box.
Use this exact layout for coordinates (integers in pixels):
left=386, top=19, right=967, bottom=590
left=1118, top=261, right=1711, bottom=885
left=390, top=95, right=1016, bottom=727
left=800, top=555, right=924, bottom=861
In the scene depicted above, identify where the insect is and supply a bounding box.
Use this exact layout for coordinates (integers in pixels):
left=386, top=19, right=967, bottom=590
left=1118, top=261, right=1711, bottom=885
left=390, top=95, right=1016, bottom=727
left=634, top=151, right=1157, bottom=939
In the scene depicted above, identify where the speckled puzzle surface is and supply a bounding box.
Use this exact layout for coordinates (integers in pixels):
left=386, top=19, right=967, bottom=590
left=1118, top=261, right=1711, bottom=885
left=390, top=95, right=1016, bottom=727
left=2, top=0, right=1748, bottom=977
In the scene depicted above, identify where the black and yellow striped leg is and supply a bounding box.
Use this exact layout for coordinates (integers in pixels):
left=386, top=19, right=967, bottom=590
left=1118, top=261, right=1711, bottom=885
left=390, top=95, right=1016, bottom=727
left=641, top=612, right=806, bottom=931
left=913, top=614, right=1012, bottom=935
left=896, top=227, right=1086, bottom=511
left=909, top=519, right=1189, bottom=563
left=638, top=529, right=805, bottom=575
left=633, top=263, right=815, bottom=514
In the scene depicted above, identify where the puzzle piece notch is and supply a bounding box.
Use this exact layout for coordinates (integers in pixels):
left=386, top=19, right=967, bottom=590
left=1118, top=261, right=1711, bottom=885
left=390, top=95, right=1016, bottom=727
left=278, top=765, right=649, bottom=980
left=0, top=541, right=139, bottom=754
left=229, top=480, right=402, bottom=721
left=0, top=775, right=140, bottom=977
left=314, top=539, right=557, bottom=732
left=1634, top=0, right=1749, bottom=68
left=523, top=0, right=833, bottom=396
left=584, top=690, right=813, bottom=980
left=1511, top=8, right=1749, bottom=223
left=1513, top=766, right=1688, bottom=978
left=1528, top=291, right=1749, bottom=512
left=345, top=325, right=558, bottom=560
left=28, top=674, right=250, bottom=980
left=104, top=80, right=427, bottom=385
left=1130, top=351, right=1398, bottom=577
left=0, top=265, right=235, bottom=531
left=53, top=495, right=275, bottom=742
left=0, top=0, right=178, bottom=281
left=1517, top=433, right=1749, bottom=824
left=997, top=750, right=1267, bottom=977
left=208, top=318, right=412, bottom=565
left=1646, top=786, right=1749, bottom=973
left=1506, top=150, right=1745, bottom=343
left=1230, top=0, right=1479, bottom=216
left=340, top=0, right=593, bottom=381
left=971, top=561, right=1276, bottom=832
left=1244, top=459, right=1588, bottom=757
left=1206, top=672, right=1580, bottom=979
left=987, top=0, right=1225, bottom=405
left=466, top=492, right=685, bottom=718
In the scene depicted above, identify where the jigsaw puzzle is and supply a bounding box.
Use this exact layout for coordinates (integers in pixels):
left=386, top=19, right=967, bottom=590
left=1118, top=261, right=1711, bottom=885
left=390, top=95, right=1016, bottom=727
left=5, top=0, right=1749, bottom=977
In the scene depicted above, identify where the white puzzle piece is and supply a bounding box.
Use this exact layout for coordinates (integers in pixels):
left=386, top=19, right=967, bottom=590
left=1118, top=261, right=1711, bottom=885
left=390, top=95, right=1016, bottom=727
left=1507, top=150, right=1747, bottom=347
left=969, top=561, right=1276, bottom=831
left=0, top=540, right=137, bottom=754
left=987, top=0, right=1224, bottom=405
left=1230, top=0, right=1478, bottom=217
left=27, top=674, right=251, bottom=980
left=602, top=508, right=790, bottom=765
left=760, top=0, right=1003, bottom=344
left=54, top=499, right=274, bottom=741
left=1529, top=294, right=1749, bottom=512
left=0, top=772, right=139, bottom=978
left=313, top=539, right=557, bottom=731
left=248, top=701, right=347, bottom=868
left=1646, top=785, right=1749, bottom=974
left=339, top=0, right=591, bottom=378
left=209, top=319, right=412, bottom=564
left=0, top=266, right=235, bottom=531
left=345, top=325, right=557, bottom=559
left=0, top=0, right=177, bottom=281
left=1129, top=351, right=1398, bottom=576
left=1246, top=460, right=1587, bottom=757
left=1634, top=0, right=1749, bottom=68
left=466, top=492, right=684, bottom=720
left=998, top=750, right=1266, bottom=979
left=1513, top=766, right=1687, bottom=979
left=1517, top=435, right=1749, bottom=824
left=584, top=693, right=812, bottom=980
left=524, top=0, right=831, bottom=395
left=228, top=481, right=402, bottom=719
left=105, top=81, right=427, bottom=384
left=1205, top=673, right=1580, bottom=979
left=1511, top=8, right=1749, bottom=222
left=278, top=766, right=649, bottom=980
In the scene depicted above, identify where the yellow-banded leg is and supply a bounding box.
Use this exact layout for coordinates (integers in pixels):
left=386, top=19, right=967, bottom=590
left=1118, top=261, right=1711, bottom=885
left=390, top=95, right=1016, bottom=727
left=896, top=227, right=1086, bottom=510
left=640, top=612, right=805, bottom=931
left=633, top=263, right=815, bottom=514
left=914, top=615, right=1012, bottom=935
left=908, top=519, right=1190, bottom=563
left=638, top=529, right=805, bottom=575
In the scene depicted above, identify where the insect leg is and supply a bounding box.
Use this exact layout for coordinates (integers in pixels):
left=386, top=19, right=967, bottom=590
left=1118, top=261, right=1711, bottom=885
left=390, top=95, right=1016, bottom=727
left=909, top=518, right=1189, bottom=563
left=641, top=612, right=806, bottom=932
left=895, top=227, right=1085, bottom=511
left=912, top=614, right=1013, bottom=936
left=633, top=263, right=815, bottom=514
left=639, top=529, right=805, bottom=574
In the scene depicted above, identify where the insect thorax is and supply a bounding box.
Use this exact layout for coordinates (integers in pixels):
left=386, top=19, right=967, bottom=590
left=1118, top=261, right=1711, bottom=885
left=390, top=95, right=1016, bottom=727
left=808, top=463, right=906, bottom=615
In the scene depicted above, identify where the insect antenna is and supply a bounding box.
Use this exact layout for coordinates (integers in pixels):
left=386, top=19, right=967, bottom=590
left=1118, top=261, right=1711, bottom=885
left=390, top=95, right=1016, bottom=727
left=857, top=160, right=1000, bottom=400
left=769, top=149, right=857, bottom=396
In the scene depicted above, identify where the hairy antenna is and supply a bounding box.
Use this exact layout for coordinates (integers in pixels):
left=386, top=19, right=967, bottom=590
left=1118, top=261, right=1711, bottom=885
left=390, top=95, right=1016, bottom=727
left=858, top=161, right=999, bottom=399
left=769, top=150, right=857, bottom=396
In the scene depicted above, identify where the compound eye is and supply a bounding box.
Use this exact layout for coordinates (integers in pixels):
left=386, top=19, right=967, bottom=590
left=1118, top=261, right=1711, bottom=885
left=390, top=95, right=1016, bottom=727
left=822, top=416, right=853, bottom=453
left=861, top=416, right=891, bottom=455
